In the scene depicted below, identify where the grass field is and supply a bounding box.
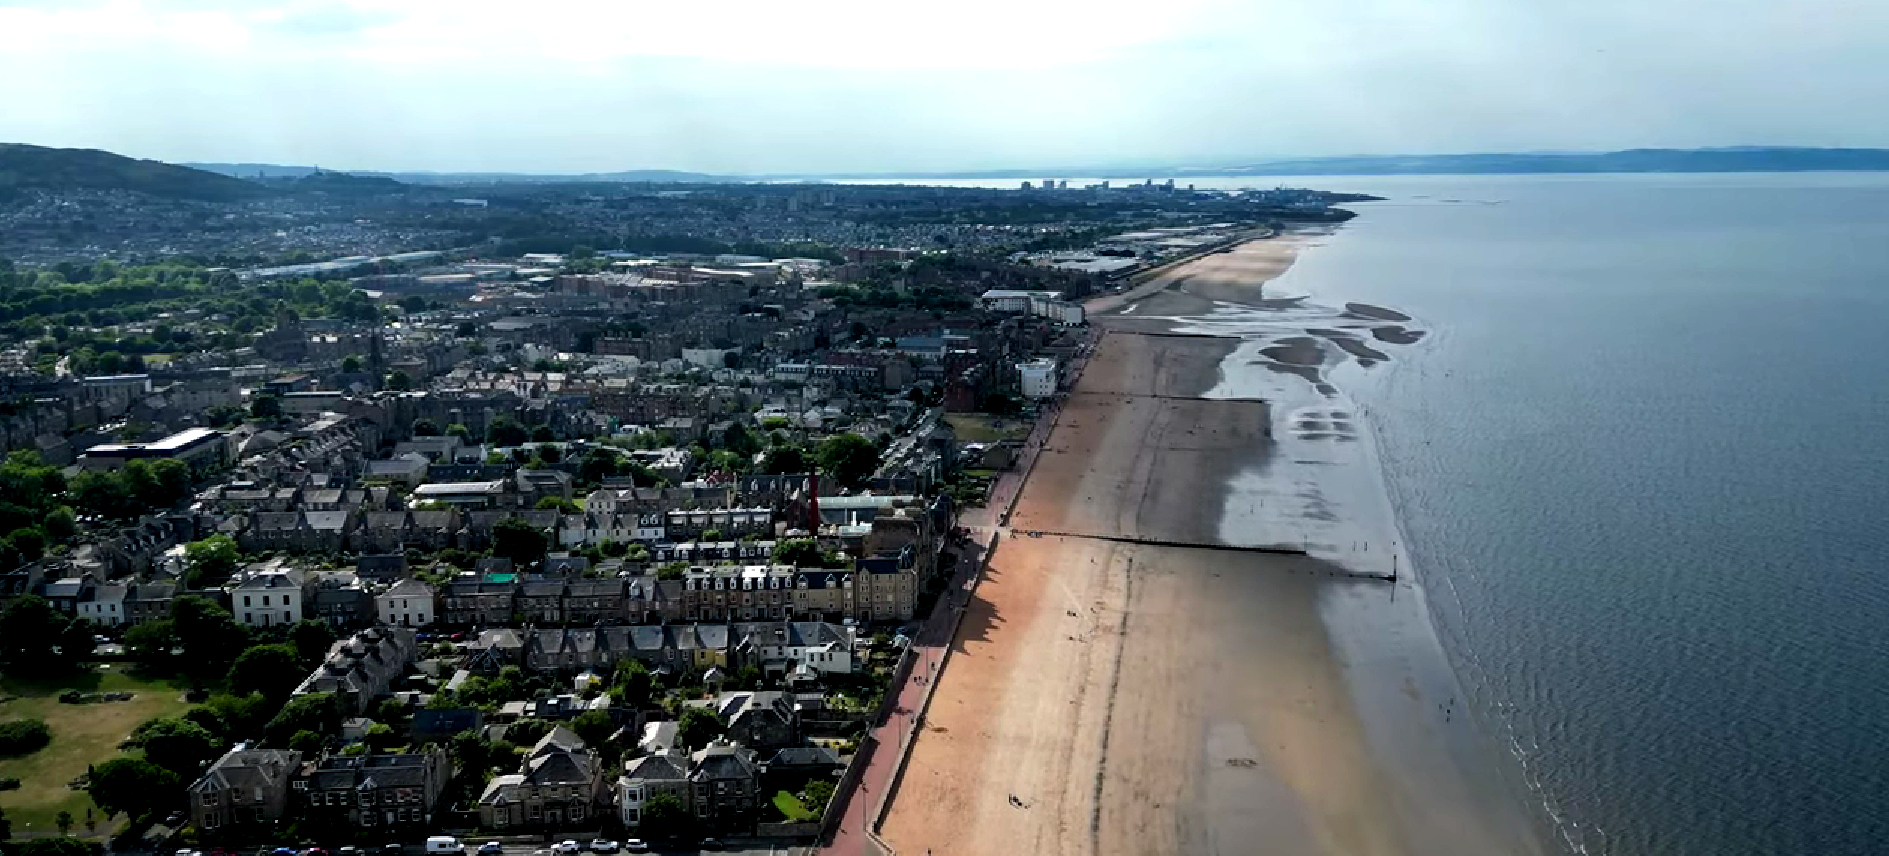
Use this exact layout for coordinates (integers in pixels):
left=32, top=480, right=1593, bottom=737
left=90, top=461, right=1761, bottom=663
left=770, top=790, right=816, bottom=822
left=0, top=666, right=195, bottom=836
left=942, top=413, right=1028, bottom=444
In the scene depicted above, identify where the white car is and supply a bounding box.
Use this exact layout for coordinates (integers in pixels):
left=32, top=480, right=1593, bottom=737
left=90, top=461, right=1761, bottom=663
left=588, top=841, right=617, bottom=854
left=623, top=842, right=649, bottom=855
left=553, top=842, right=582, bottom=855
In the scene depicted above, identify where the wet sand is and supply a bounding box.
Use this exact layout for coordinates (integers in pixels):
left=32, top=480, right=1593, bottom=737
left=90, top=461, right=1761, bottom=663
left=880, top=236, right=1546, bottom=855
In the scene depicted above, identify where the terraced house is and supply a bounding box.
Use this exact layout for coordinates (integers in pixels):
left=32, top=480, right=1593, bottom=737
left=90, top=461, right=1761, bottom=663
left=295, top=749, right=452, bottom=831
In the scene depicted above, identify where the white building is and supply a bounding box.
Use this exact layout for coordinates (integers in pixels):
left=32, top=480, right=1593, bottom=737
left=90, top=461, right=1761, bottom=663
left=1019, top=359, right=1059, bottom=400
left=232, top=565, right=308, bottom=628
left=376, top=578, right=436, bottom=627
left=78, top=583, right=128, bottom=627
left=735, top=622, right=858, bottom=675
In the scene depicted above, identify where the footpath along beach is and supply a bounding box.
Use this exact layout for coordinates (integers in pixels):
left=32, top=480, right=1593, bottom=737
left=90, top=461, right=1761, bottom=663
left=867, top=233, right=1550, bottom=856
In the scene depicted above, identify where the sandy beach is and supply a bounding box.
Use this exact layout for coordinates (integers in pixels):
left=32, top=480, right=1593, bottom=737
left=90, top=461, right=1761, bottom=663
left=878, top=233, right=1546, bottom=856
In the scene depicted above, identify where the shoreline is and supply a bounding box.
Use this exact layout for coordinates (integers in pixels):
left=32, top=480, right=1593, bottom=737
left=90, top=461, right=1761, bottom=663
left=875, top=228, right=1548, bottom=855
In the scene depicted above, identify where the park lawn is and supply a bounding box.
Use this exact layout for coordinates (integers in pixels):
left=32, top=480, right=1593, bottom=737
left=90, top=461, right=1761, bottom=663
left=942, top=414, right=1027, bottom=445
left=0, top=666, right=196, bottom=837
left=770, top=790, right=816, bottom=823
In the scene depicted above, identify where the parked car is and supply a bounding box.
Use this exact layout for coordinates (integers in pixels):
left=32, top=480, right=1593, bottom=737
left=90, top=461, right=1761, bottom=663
left=338, top=847, right=359, bottom=856
left=588, top=841, right=617, bottom=854
left=477, top=844, right=502, bottom=856
left=623, top=842, right=649, bottom=855
left=553, top=842, right=581, bottom=855
left=425, top=837, right=463, bottom=855
left=698, top=840, right=723, bottom=851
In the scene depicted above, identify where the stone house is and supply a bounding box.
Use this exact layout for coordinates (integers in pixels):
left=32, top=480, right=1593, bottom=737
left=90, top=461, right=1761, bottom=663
left=618, top=749, right=690, bottom=829
left=709, top=691, right=799, bottom=752
left=188, top=747, right=302, bottom=832
left=125, top=580, right=177, bottom=625
left=688, top=739, right=761, bottom=830
left=295, top=749, right=452, bottom=831
left=443, top=578, right=519, bottom=626
left=477, top=727, right=603, bottom=829
left=292, top=627, right=418, bottom=715
left=519, top=579, right=567, bottom=624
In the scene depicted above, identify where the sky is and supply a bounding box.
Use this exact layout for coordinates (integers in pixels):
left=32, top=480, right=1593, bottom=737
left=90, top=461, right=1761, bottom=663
left=2, top=0, right=1887, bottom=174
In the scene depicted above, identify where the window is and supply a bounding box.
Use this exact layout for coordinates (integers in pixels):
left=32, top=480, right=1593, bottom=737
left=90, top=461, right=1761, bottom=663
left=262, top=595, right=270, bottom=607
left=243, top=596, right=252, bottom=607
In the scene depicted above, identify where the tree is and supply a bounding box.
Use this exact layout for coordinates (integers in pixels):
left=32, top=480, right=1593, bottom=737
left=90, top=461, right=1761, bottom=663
left=249, top=393, right=283, bottom=420
left=5, top=526, right=47, bottom=563
left=676, top=707, right=724, bottom=750
left=535, top=443, right=562, bottom=464
left=203, top=692, right=273, bottom=740
left=290, top=619, right=336, bottom=665
left=288, top=729, right=324, bottom=754
left=612, top=659, right=654, bottom=707
left=504, top=718, right=551, bottom=746
left=447, top=423, right=473, bottom=442
left=386, top=370, right=413, bottom=391
left=639, top=791, right=692, bottom=842
left=577, top=449, right=620, bottom=484
left=772, top=539, right=821, bottom=568
left=0, top=805, right=11, bottom=841
left=411, top=417, right=440, bottom=436
left=128, top=716, right=219, bottom=778
left=340, top=355, right=362, bottom=373
left=55, top=810, right=72, bottom=836
left=530, top=425, right=556, bottom=443
left=760, top=445, right=808, bottom=475
left=0, top=595, right=73, bottom=675
left=171, top=596, right=246, bottom=679
left=656, top=562, right=687, bottom=581
left=491, top=517, right=547, bottom=568
left=88, top=757, right=177, bottom=820
left=183, top=534, right=240, bottom=587
left=802, top=778, right=836, bottom=813
left=0, top=719, right=50, bottom=756
left=488, top=416, right=528, bottom=447
left=42, top=505, right=77, bottom=540
left=124, top=620, right=177, bottom=669
left=267, top=693, right=341, bottom=744
left=569, top=710, right=615, bottom=749
left=816, top=433, right=881, bottom=489
left=535, top=496, right=580, bottom=513
left=365, top=723, right=398, bottom=751
left=227, top=644, right=304, bottom=701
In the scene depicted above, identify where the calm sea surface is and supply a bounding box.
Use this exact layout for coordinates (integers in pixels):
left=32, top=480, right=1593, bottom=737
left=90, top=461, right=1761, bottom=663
left=881, top=172, right=1889, bottom=855
left=1265, top=173, right=1889, bottom=856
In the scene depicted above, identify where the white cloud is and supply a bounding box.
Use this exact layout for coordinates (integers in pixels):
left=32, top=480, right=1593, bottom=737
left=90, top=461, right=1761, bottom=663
left=1, top=0, right=1888, bottom=172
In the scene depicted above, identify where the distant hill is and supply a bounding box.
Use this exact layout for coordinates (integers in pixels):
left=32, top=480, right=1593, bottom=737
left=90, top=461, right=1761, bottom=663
left=1214, top=147, right=1889, bottom=176
left=276, top=169, right=408, bottom=196
left=189, top=162, right=729, bottom=185
left=0, top=144, right=273, bottom=201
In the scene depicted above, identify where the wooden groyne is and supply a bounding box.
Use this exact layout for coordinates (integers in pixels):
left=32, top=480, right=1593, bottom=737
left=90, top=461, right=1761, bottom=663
left=1009, top=529, right=1398, bottom=583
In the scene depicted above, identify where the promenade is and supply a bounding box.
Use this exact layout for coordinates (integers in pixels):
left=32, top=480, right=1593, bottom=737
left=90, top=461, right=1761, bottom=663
left=818, top=332, right=1095, bottom=856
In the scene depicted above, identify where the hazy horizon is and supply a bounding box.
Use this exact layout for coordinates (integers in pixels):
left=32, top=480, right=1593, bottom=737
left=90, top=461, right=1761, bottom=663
left=3, top=0, right=1886, bottom=174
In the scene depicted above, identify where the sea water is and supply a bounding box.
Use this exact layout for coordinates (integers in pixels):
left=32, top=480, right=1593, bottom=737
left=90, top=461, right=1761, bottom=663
left=1263, top=172, right=1889, bottom=856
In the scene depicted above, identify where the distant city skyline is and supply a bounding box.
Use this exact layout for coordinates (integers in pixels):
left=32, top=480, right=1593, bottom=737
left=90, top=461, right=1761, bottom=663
left=3, top=0, right=1887, bottom=174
